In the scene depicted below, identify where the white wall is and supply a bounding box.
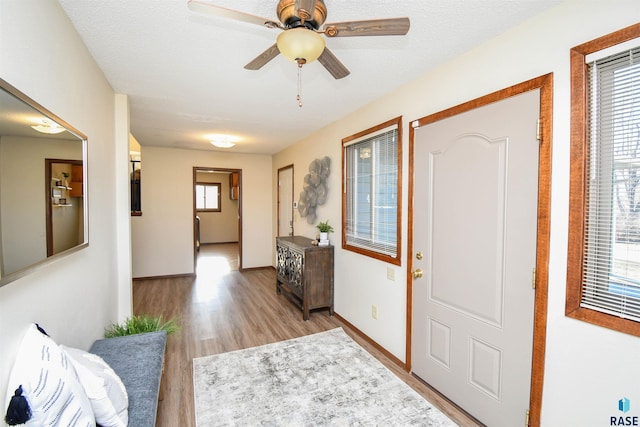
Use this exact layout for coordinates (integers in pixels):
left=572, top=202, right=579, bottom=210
left=131, top=147, right=272, bottom=277
left=273, top=2, right=640, bottom=425
left=0, top=0, right=123, bottom=412
left=115, top=95, right=133, bottom=321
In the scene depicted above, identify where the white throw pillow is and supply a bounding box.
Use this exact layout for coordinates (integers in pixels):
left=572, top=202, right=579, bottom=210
left=60, top=345, right=128, bottom=427
left=4, top=323, right=95, bottom=426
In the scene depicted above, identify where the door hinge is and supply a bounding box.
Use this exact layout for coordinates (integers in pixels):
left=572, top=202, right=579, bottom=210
left=532, top=268, right=536, bottom=290
left=526, top=409, right=530, bottom=427
left=536, top=118, right=541, bottom=142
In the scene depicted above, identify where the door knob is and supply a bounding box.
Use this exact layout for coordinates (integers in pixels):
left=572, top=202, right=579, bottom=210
left=412, top=269, right=423, bottom=279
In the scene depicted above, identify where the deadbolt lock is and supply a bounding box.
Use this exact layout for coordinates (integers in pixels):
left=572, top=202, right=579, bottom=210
left=416, top=251, right=423, bottom=260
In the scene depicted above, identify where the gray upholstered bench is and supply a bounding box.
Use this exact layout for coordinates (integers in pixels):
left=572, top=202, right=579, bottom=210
left=89, top=331, right=167, bottom=427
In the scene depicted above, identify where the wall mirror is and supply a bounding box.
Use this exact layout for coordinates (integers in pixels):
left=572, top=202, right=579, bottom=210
left=0, top=78, right=88, bottom=287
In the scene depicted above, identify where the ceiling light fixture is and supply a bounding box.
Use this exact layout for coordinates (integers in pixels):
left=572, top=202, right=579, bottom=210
left=31, top=119, right=65, bottom=134
left=211, top=140, right=235, bottom=148
left=209, top=134, right=237, bottom=148
left=276, top=27, right=325, bottom=108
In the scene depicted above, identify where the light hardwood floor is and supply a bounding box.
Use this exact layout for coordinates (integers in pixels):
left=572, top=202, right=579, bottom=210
left=133, top=243, right=481, bottom=426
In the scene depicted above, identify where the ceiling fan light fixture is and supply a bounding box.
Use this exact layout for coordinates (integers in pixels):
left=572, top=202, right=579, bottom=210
left=276, top=27, right=325, bottom=64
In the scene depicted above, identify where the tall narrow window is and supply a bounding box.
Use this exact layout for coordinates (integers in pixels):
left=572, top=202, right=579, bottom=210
left=195, top=182, right=221, bottom=212
left=567, top=24, right=640, bottom=336
left=342, top=117, right=402, bottom=265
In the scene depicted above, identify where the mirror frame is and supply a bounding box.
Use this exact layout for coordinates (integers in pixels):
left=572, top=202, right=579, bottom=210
left=0, top=78, right=88, bottom=287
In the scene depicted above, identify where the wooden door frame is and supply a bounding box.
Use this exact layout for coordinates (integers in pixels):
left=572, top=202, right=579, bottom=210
left=406, top=73, right=552, bottom=427
left=192, top=167, right=243, bottom=271
left=277, top=164, right=294, bottom=237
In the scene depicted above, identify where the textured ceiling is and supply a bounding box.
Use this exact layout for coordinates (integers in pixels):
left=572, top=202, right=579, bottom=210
left=57, top=0, right=561, bottom=154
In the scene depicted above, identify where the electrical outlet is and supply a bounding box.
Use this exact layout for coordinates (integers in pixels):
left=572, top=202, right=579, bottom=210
left=387, top=267, right=395, bottom=281
left=372, top=305, right=378, bottom=320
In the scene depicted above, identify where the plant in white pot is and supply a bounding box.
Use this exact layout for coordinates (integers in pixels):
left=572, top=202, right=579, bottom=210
left=316, top=220, right=334, bottom=246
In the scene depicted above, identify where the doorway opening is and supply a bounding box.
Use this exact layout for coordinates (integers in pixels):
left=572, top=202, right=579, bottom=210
left=193, top=167, right=242, bottom=274
left=46, top=158, right=84, bottom=257
left=278, top=164, right=294, bottom=237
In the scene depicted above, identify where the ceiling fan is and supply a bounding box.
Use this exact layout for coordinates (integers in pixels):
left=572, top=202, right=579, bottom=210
left=187, top=0, right=410, bottom=80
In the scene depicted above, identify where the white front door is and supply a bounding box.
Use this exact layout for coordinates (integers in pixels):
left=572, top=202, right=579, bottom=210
left=412, top=90, right=540, bottom=427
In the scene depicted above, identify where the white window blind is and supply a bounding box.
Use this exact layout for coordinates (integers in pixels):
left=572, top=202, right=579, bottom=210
left=344, top=126, right=399, bottom=258
left=582, top=46, right=640, bottom=321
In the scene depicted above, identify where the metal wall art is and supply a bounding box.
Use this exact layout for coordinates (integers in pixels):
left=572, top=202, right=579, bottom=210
left=297, top=156, right=330, bottom=224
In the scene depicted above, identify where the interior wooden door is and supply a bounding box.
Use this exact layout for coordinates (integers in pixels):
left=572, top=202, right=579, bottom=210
left=411, top=89, right=540, bottom=426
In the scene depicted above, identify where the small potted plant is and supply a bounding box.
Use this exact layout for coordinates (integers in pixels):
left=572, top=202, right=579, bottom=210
left=316, top=220, right=334, bottom=246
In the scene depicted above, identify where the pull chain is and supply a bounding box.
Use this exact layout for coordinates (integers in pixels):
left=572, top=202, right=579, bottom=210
left=296, top=61, right=303, bottom=108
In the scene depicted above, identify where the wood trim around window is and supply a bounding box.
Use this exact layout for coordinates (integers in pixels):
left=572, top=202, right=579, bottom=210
left=566, top=23, right=640, bottom=337
left=341, top=116, right=403, bottom=266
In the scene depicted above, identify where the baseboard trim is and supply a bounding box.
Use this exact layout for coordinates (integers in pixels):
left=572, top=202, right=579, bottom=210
left=133, top=267, right=274, bottom=279
left=199, top=241, right=239, bottom=245
left=240, top=266, right=274, bottom=272
left=333, top=312, right=406, bottom=370
left=133, top=273, right=195, bottom=281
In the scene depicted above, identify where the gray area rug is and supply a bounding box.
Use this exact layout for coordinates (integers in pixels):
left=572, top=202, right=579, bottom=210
left=193, top=328, right=457, bottom=426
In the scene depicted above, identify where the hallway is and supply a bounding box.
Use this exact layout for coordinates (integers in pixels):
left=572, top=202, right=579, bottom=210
left=196, top=242, right=239, bottom=275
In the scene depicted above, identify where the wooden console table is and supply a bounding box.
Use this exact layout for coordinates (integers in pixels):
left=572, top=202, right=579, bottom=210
left=276, top=236, right=334, bottom=320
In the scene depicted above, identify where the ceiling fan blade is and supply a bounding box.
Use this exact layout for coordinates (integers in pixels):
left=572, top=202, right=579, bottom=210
left=323, top=17, right=410, bottom=37
left=244, top=44, right=281, bottom=70
left=187, top=0, right=276, bottom=28
left=318, top=48, right=350, bottom=79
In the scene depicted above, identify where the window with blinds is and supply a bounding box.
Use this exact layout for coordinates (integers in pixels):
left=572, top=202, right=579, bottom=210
left=567, top=24, right=640, bottom=337
left=582, top=48, right=640, bottom=321
left=342, top=117, right=402, bottom=265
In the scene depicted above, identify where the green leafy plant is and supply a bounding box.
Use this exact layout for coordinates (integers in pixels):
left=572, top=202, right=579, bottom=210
left=316, top=220, right=334, bottom=233
left=104, top=314, right=179, bottom=338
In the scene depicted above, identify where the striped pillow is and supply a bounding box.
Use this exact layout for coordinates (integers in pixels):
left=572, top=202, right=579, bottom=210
left=4, top=324, right=95, bottom=426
